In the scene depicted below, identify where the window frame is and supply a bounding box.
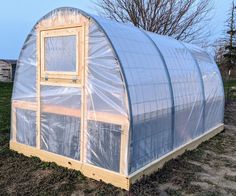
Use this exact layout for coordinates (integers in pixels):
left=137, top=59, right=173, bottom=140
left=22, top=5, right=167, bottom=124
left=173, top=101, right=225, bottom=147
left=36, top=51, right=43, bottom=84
left=39, top=26, right=83, bottom=84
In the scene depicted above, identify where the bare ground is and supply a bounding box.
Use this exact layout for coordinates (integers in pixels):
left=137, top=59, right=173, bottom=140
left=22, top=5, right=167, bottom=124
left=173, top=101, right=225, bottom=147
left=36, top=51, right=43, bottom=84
left=0, top=102, right=236, bottom=195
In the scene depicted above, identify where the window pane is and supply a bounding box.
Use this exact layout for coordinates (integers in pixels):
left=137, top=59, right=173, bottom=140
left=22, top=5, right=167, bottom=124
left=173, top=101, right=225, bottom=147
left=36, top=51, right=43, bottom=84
left=45, top=35, right=76, bottom=72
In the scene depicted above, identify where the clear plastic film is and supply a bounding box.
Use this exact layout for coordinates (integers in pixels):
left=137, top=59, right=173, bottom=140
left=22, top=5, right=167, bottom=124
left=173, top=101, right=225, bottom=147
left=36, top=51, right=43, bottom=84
left=11, top=27, right=37, bottom=142
left=184, top=43, right=224, bottom=131
left=148, top=34, right=205, bottom=148
left=40, top=86, right=81, bottom=160
left=86, top=22, right=129, bottom=172
left=12, top=30, right=37, bottom=102
left=45, top=35, right=77, bottom=72
left=93, top=16, right=173, bottom=173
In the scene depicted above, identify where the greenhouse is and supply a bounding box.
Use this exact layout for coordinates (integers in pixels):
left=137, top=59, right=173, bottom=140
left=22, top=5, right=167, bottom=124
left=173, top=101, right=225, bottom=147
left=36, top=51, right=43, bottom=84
left=10, top=7, right=224, bottom=190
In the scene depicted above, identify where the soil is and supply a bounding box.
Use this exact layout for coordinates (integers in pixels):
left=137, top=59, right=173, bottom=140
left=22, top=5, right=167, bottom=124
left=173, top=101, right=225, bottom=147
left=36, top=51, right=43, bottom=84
left=0, top=102, right=236, bottom=195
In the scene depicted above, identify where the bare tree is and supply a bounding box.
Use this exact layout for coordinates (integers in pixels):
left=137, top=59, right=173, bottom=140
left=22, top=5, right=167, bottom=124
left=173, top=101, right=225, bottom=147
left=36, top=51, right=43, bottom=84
left=215, top=2, right=236, bottom=76
left=215, top=1, right=236, bottom=102
left=95, top=0, right=213, bottom=42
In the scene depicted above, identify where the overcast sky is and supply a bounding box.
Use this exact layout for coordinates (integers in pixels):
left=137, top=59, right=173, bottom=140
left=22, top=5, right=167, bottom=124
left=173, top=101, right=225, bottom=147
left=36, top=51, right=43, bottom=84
left=0, top=0, right=233, bottom=59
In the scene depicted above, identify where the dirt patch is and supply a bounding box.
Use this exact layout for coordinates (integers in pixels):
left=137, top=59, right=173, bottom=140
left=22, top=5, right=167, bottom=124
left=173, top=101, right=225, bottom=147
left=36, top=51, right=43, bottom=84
left=1, top=99, right=236, bottom=195
left=0, top=141, right=124, bottom=195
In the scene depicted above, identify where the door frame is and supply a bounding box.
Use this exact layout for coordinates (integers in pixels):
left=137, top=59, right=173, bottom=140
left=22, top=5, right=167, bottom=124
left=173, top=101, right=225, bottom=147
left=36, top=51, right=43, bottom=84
left=36, top=24, right=87, bottom=163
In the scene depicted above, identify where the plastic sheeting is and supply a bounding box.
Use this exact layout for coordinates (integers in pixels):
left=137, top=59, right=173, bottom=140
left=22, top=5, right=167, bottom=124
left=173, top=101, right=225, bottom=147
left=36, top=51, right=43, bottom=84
left=12, top=30, right=37, bottom=101
left=86, top=22, right=128, bottom=172
left=16, top=109, right=36, bottom=147
left=11, top=7, right=224, bottom=177
left=92, top=16, right=173, bottom=173
left=40, top=86, right=81, bottom=160
left=93, top=15, right=224, bottom=174
left=45, top=35, right=77, bottom=72
left=148, top=33, right=205, bottom=146
left=185, top=43, right=225, bottom=131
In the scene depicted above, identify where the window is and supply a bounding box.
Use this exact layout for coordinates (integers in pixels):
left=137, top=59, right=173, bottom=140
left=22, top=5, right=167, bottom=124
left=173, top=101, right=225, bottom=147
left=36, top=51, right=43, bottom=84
left=40, top=27, right=83, bottom=84
left=45, top=35, right=76, bottom=72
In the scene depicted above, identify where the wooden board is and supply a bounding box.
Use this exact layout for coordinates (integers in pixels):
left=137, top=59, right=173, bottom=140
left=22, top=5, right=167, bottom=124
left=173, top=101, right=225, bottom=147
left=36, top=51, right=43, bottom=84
left=36, top=28, right=41, bottom=149
left=119, top=124, right=129, bottom=175
left=12, top=100, right=128, bottom=125
left=40, top=26, right=82, bottom=81
left=11, top=107, right=16, bottom=141
left=80, top=21, right=88, bottom=163
left=10, top=141, right=130, bottom=190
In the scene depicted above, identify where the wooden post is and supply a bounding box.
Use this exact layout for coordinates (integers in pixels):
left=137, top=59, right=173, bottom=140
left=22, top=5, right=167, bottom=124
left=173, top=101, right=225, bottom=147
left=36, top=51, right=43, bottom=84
left=36, top=28, right=41, bottom=149
left=119, top=124, right=129, bottom=175
left=11, top=106, right=17, bottom=141
left=119, top=84, right=131, bottom=175
left=80, top=21, right=89, bottom=163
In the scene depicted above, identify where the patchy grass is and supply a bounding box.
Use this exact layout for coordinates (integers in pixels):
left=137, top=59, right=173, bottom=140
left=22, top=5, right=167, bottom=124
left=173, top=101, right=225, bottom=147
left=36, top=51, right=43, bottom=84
left=224, top=79, right=236, bottom=88
left=0, top=82, right=13, bottom=133
left=224, top=79, right=236, bottom=100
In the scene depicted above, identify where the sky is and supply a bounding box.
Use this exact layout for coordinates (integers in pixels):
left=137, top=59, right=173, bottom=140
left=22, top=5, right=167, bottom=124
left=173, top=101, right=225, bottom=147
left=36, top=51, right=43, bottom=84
left=0, top=0, right=233, bottom=59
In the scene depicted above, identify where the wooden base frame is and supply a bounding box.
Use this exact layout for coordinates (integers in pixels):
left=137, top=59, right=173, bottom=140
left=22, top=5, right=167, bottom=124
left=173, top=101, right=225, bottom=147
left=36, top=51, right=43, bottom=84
left=10, top=123, right=224, bottom=190
left=10, top=141, right=130, bottom=190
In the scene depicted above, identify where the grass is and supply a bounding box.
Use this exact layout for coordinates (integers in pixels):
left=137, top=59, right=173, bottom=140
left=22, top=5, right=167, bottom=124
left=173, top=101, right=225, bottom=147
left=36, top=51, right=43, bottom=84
left=0, top=82, right=13, bottom=133
left=223, top=79, right=236, bottom=100
left=223, top=79, right=236, bottom=88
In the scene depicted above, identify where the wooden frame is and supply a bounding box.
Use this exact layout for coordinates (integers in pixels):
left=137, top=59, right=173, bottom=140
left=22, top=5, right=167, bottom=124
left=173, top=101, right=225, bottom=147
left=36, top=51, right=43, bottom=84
left=12, top=100, right=128, bottom=126
left=11, top=14, right=132, bottom=190
left=10, top=141, right=130, bottom=190
left=40, top=26, right=83, bottom=84
left=36, top=26, right=41, bottom=149
left=80, top=22, right=88, bottom=163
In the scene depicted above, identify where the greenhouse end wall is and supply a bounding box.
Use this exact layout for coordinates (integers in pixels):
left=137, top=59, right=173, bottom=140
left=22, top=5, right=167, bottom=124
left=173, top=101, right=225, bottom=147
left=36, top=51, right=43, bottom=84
left=11, top=7, right=224, bottom=185
left=11, top=8, right=130, bottom=176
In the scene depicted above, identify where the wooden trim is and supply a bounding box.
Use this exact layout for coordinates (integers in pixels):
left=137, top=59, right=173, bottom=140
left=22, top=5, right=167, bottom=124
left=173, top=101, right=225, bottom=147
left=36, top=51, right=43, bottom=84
left=39, top=26, right=82, bottom=82
left=41, top=72, right=77, bottom=76
left=36, top=28, right=41, bottom=149
left=119, top=91, right=131, bottom=175
left=12, top=101, right=37, bottom=111
left=42, top=105, right=81, bottom=117
left=119, top=124, right=129, bottom=175
left=41, top=27, right=80, bottom=38
left=11, top=107, right=17, bottom=141
left=10, top=141, right=130, bottom=190
left=80, top=22, right=88, bottom=163
left=12, top=100, right=128, bottom=125
left=83, top=22, right=89, bottom=162
left=40, top=81, right=82, bottom=88
left=37, top=24, right=83, bottom=32
left=129, top=123, right=224, bottom=184
left=40, top=77, right=81, bottom=85
left=86, top=111, right=128, bottom=125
